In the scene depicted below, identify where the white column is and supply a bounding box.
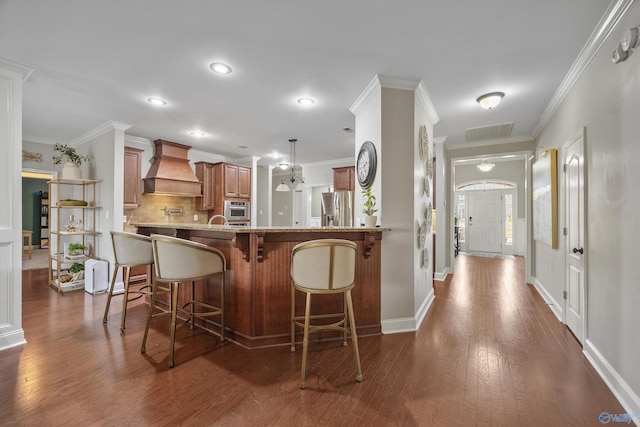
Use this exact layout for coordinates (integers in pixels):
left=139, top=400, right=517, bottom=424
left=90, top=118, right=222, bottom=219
left=0, top=57, right=34, bottom=351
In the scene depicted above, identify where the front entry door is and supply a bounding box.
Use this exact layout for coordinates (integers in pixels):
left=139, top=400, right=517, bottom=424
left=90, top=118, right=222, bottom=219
left=564, top=130, right=586, bottom=344
left=468, top=190, right=502, bottom=253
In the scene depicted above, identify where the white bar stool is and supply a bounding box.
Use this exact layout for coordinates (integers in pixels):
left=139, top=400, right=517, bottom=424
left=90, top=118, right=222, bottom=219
left=103, top=231, right=154, bottom=332
left=290, top=239, right=363, bottom=389
left=142, top=234, right=226, bottom=368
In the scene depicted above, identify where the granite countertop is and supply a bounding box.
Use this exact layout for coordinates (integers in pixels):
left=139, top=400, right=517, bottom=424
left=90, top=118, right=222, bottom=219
left=132, top=222, right=389, bottom=233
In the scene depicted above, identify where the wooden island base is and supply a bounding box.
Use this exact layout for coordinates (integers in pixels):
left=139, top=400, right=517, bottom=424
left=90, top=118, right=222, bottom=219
left=135, top=224, right=384, bottom=349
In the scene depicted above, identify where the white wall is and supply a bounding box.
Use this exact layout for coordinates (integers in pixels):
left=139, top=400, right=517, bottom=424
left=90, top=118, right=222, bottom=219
left=535, top=2, right=640, bottom=415
left=256, top=166, right=271, bottom=226
left=75, top=122, right=130, bottom=275
left=351, top=76, right=438, bottom=333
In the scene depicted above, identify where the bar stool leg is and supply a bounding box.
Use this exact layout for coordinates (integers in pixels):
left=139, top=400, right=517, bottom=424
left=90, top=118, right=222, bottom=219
left=190, top=280, right=196, bottom=330
left=300, top=292, right=312, bottom=389
left=220, top=275, right=225, bottom=341
left=169, top=282, right=179, bottom=368
left=346, top=290, right=363, bottom=382
left=342, top=294, right=348, bottom=347
left=141, top=279, right=159, bottom=354
left=103, top=264, right=119, bottom=324
left=290, top=284, right=296, bottom=352
left=120, top=266, right=131, bottom=332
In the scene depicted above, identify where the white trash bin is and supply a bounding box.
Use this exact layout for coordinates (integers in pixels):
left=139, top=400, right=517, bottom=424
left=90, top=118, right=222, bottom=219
left=85, top=259, right=108, bottom=294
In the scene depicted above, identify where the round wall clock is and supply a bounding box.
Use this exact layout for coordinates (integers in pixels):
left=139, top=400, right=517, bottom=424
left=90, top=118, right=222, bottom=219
left=357, top=141, right=377, bottom=189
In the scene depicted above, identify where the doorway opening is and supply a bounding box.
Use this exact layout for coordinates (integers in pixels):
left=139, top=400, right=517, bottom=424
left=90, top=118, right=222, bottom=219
left=455, top=181, right=517, bottom=256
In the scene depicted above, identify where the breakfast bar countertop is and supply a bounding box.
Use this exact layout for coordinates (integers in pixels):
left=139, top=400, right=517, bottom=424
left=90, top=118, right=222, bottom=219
left=132, top=221, right=386, bottom=349
left=131, top=222, right=390, bottom=233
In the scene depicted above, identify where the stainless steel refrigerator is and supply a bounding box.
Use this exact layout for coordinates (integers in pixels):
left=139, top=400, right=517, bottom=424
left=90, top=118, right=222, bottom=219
left=321, top=191, right=354, bottom=226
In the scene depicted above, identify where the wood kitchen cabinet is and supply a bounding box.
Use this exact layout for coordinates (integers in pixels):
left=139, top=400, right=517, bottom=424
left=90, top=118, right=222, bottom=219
left=194, top=162, right=251, bottom=217
left=124, top=147, right=143, bottom=208
left=333, top=166, right=355, bottom=191
left=224, top=163, right=251, bottom=199
left=195, top=161, right=216, bottom=210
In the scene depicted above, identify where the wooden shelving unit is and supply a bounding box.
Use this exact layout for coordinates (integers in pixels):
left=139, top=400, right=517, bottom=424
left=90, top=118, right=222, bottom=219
left=47, top=178, right=101, bottom=293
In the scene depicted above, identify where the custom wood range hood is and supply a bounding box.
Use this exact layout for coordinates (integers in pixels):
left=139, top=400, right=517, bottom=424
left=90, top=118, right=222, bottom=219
left=143, top=139, right=202, bottom=197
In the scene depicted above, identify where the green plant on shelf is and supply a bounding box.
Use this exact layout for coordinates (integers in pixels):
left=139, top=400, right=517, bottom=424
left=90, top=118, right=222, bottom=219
left=52, top=143, right=90, bottom=165
left=68, top=243, right=85, bottom=256
left=69, top=263, right=84, bottom=274
left=362, top=188, right=378, bottom=216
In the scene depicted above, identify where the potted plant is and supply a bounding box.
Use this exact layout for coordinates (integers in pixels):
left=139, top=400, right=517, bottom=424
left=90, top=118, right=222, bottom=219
left=53, top=143, right=90, bottom=179
left=69, top=262, right=85, bottom=283
left=362, top=188, right=378, bottom=227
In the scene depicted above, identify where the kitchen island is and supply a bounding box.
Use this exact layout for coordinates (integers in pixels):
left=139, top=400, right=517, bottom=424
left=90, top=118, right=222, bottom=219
left=133, top=223, right=386, bottom=349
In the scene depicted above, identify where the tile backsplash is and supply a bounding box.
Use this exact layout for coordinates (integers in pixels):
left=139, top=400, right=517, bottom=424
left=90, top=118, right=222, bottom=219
left=124, top=194, right=207, bottom=232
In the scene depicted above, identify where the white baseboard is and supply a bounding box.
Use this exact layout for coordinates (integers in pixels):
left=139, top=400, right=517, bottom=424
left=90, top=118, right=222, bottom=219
left=434, top=266, right=450, bottom=282
left=382, top=288, right=435, bottom=334
left=0, top=329, right=26, bottom=351
left=113, top=281, right=125, bottom=294
left=584, top=339, right=640, bottom=426
left=532, top=276, right=563, bottom=322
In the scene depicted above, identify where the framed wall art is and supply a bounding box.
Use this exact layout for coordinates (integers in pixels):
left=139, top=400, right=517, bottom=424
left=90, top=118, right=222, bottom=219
left=532, top=149, right=558, bottom=248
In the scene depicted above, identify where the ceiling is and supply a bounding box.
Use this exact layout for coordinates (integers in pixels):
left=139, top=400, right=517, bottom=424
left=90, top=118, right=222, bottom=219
left=0, top=1, right=612, bottom=167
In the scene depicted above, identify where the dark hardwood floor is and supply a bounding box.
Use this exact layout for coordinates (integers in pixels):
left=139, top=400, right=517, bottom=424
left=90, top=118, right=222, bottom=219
left=2, top=256, right=623, bottom=426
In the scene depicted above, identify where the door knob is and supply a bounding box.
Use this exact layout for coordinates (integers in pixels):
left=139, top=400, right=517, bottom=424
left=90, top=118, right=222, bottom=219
left=572, top=247, right=584, bottom=254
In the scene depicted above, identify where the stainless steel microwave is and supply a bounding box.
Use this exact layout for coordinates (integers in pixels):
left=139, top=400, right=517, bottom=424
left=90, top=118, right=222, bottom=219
left=224, top=200, right=250, bottom=221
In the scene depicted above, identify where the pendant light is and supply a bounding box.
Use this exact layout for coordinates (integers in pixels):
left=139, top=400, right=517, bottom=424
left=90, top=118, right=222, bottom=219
left=275, top=139, right=305, bottom=191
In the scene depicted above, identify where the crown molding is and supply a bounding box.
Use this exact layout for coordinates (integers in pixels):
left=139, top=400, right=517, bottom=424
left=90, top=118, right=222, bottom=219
left=124, top=134, right=152, bottom=149
left=22, top=135, right=61, bottom=145
left=300, top=156, right=354, bottom=169
left=350, top=75, right=382, bottom=115
left=350, top=74, right=440, bottom=125
left=433, top=136, right=447, bottom=145
left=446, top=135, right=534, bottom=151
left=0, top=57, right=35, bottom=81
left=533, top=0, right=636, bottom=138
left=378, top=75, right=421, bottom=90
left=416, top=80, right=440, bottom=125
left=69, top=121, right=132, bottom=147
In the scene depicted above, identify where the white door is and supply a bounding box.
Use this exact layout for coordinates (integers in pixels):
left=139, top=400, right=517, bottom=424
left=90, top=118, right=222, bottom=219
left=564, top=130, right=586, bottom=344
left=468, top=190, right=502, bottom=253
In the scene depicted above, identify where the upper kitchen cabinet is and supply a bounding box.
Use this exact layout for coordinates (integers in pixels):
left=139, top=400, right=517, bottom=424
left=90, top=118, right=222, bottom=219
left=333, top=166, right=355, bottom=191
left=223, top=163, right=251, bottom=199
left=124, top=147, right=143, bottom=208
left=195, top=161, right=215, bottom=210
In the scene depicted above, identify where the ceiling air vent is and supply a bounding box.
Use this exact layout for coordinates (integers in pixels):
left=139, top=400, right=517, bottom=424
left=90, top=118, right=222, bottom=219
left=465, top=122, right=514, bottom=143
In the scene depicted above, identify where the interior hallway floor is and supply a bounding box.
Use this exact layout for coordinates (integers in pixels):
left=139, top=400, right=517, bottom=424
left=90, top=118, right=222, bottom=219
left=0, top=256, right=624, bottom=426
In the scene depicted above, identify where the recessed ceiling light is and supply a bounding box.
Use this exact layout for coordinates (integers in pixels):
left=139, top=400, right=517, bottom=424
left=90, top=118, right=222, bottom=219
left=297, top=98, right=315, bottom=106
left=189, top=131, right=206, bottom=137
left=238, top=145, right=248, bottom=149
left=210, top=62, right=232, bottom=75
left=147, top=97, right=167, bottom=106
left=268, top=151, right=282, bottom=159
left=342, top=127, right=354, bottom=133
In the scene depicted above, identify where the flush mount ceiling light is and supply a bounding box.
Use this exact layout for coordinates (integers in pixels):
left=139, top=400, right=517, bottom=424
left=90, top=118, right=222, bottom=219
left=147, top=97, right=167, bottom=106
left=477, top=160, right=496, bottom=172
left=297, top=98, right=315, bottom=106
left=275, top=139, right=305, bottom=191
left=476, top=92, right=505, bottom=110
left=210, top=62, right=232, bottom=74
left=278, top=163, right=289, bottom=170
left=188, top=131, right=206, bottom=137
